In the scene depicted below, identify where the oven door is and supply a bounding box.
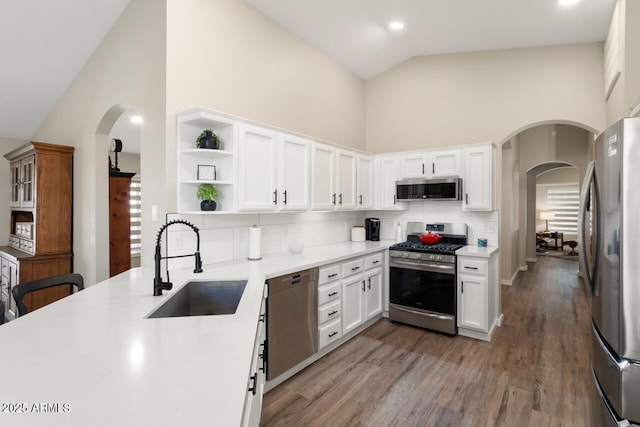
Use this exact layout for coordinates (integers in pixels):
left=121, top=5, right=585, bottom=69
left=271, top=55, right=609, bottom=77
left=389, top=258, right=457, bottom=334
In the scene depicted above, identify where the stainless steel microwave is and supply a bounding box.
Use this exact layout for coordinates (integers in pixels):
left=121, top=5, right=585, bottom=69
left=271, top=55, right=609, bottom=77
left=396, top=177, right=463, bottom=201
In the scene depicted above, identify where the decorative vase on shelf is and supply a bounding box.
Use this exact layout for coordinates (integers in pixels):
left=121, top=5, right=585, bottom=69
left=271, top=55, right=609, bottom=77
left=200, top=200, right=217, bottom=211
left=196, top=129, right=220, bottom=150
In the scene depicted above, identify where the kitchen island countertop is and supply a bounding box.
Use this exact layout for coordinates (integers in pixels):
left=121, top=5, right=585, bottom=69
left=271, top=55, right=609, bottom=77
left=0, top=240, right=392, bottom=426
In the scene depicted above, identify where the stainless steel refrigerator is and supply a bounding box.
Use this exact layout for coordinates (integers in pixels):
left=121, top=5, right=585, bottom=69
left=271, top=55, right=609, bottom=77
left=579, top=116, right=640, bottom=426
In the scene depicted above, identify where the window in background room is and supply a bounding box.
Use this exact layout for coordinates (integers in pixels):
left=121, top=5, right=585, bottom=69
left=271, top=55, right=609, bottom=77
left=130, top=177, right=141, bottom=256
left=547, top=187, right=579, bottom=234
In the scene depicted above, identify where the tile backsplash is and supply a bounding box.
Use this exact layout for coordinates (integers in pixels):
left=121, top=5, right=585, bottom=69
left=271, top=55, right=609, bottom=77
left=164, top=202, right=499, bottom=270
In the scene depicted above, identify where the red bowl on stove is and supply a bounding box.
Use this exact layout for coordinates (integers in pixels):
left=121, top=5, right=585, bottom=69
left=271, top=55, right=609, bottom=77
left=419, top=232, right=441, bottom=245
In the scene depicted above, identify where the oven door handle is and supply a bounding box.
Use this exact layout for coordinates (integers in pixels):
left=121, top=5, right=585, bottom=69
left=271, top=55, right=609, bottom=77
left=390, top=259, right=455, bottom=274
left=390, top=304, right=454, bottom=321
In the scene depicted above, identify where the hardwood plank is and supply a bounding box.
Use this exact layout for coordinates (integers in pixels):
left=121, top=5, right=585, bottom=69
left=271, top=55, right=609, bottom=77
left=261, top=257, right=603, bottom=426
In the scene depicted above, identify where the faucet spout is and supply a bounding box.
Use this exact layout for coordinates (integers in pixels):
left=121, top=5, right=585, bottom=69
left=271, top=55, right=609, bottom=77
left=153, top=219, right=204, bottom=296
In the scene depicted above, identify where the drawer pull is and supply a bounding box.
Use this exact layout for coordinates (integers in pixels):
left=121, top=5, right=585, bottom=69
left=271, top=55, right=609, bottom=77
left=328, top=273, right=338, bottom=278
left=372, top=260, right=380, bottom=264
left=464, top=266, right=479, bottom=270
left=328, top=291, right=338, bottom=297
left=328, top=331, right=338, bottom=338
left=351, top=266, right=360, bottom=271
left=328, top=310, right=338, bottom=316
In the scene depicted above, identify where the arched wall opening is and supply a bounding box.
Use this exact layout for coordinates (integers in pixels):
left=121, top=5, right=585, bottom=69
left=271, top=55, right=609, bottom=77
left=95, top=104, right=142, bottom=283
left=497, top=120, right=597, bottom=285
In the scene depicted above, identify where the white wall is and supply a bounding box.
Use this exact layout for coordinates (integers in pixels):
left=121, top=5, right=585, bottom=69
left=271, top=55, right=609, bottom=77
left=365, top=43, right=606, bottom=154
left=165, top=0, right=366, bottom=212
left=32, top=0, right=166, bottom=285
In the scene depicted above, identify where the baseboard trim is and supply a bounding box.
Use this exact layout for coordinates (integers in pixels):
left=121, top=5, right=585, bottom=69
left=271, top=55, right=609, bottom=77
left=501, top=269, right=519, bottom=286
left=526, top=257, right=537, bottom=263
left=519, top=265, right=528, bottom=272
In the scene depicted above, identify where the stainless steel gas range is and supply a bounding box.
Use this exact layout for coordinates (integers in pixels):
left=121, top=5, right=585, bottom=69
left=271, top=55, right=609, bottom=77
left=388, top=222, right=467, bottom=335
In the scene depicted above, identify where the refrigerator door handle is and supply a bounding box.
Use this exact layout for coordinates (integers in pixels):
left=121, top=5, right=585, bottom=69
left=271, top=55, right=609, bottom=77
left=578, top=160, right=601, bottom=297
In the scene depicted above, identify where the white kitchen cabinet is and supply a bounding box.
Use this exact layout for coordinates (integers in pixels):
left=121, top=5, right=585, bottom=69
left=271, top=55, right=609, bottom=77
left=401, top=148, right=461, bottom=179
left=376, top=155, right=404, bottom=210
left=342, top=273, right=365, bottom=334
left=176, top=108, right=237, bottom=213
left=431, top=149, right=462, bottom=178
left=456, top=249, right=501, bottom=341
left=277, top=133, right=311, bottom=211
left=336, top=149, right=357, bottom=210
left=318, top=263, right=343, bottom=349
left=311, top=142, right=336, bottom=210
left=364, top=268, right=383, bottom=319
left=458, top=272, right=487, bottom=332
left=238, top=128, right=310, bottom=212
left=238, top=124, right=278, bottom=211
left=341, top=252, right=384, bottom=335
left=241, top=286, right=267, bottom=427
left=462, top=144, right=494, bottom=211
left=356, top=154, right=373, bottom=209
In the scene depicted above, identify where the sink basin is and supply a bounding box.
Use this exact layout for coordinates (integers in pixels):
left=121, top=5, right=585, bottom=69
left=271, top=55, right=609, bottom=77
left=147, top=280, right=247, bottom=318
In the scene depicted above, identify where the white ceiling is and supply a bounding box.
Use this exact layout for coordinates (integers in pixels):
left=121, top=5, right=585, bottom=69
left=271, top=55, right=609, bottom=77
left=245, top=0, right=617, bottom=79
left=0, top=0, right=130, bottom=141
left=0, top=0, right=618, bottom=142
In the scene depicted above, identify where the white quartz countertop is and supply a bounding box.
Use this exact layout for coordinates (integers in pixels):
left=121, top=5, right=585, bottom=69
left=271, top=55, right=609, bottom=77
left=456, top=245, right=500, bottom=258
left=0, top=240, right=392, bottom=426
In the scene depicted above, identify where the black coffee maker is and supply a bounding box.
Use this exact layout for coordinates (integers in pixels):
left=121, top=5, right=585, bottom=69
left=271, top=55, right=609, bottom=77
left=365, top=218, right=381, bottom=241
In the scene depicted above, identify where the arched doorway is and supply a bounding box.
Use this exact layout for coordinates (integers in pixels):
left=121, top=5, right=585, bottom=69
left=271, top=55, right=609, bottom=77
left=498, top=122, right=596, bottom=285
left=95, top=105, right=143, bottom=282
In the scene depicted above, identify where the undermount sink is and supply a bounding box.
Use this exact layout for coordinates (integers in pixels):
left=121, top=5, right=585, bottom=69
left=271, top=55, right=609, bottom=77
left=147, top=280, right=247, bottom=318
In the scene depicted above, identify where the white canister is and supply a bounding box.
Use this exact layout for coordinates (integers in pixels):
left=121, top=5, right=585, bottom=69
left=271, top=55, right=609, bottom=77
left=351, top=226, right=366, bottom=242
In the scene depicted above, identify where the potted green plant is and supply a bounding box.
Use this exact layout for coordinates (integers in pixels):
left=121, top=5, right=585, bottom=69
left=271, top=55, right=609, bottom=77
left=197, top=183, right=218, bottom=211
left=196, top=129, right=220, bottom=149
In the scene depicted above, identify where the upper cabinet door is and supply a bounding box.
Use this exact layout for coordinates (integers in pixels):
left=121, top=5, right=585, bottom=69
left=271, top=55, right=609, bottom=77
left=401, top=152, right=427, bottom=178
left=336, top=149, right=356, bottom=210
left=430, top=148, right=461, bottom=178
left=356, top=154, right=373, bottom=209
left=376, top=155, right=404, bottom=210
left=20, top=155, right=35, bottom=208
left=311, top=142, right=336, bottom=210
left=462, top=144, right=494, bottom=211
left=9, top=160, right=20, bottom=208
left=238, top=124, right=278, bottom=211
left=278, top=134, right=311, bottom=211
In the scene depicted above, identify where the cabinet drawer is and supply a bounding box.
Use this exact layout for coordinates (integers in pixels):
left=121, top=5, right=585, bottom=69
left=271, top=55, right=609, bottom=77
left=459, top=258, right=487, bottom=275
left=318, top=282, right=341, bottom=306
left=319, top=319, right=342, bottom=349
left=365, top=252, right=383, bottom=270
left=318, top=300, right=341, bottom=325
left=342, top=258, right=364, bottom=278
left=319, top=264, right=341, bottom=285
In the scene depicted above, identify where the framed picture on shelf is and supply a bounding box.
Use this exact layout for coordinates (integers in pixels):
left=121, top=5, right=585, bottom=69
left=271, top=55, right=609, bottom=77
left=197, top=165, right=216, bottom=181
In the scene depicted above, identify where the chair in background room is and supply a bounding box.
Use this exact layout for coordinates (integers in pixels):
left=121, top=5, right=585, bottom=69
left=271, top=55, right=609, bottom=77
left=11, top=273, right=84, bottom=316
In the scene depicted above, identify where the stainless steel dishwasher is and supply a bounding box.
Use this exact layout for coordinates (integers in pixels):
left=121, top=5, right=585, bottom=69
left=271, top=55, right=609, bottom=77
left=267, top=268, right=318, bottom=381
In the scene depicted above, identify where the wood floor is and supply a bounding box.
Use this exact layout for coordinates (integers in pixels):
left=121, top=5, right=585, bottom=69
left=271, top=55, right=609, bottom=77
left=261, top=257, right=605, bottom=427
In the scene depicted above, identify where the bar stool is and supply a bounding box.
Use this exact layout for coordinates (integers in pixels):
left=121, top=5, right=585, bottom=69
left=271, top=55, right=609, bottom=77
left=11, top=273, right=84, bottom=316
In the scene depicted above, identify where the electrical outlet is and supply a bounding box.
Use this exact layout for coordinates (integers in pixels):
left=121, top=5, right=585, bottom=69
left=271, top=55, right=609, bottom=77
left=484, top=223, right=495, bottom=234
left=175, top=234, right=183, bottom=250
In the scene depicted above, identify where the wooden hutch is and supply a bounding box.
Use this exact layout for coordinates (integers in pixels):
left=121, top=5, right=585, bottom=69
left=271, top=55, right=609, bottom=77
left=1, top=142, right=74, bottom=320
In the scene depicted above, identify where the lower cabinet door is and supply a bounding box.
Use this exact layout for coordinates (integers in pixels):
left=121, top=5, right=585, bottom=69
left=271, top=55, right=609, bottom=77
left=342, top=275, right=365, bottom=334
left=458, top=274, right=487, bottom=332
left=364, top=269, right=383, bottom=319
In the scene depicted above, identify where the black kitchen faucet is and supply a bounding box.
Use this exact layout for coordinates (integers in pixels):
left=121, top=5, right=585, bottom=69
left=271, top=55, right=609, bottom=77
left=154, top=219, right=203, bottom=296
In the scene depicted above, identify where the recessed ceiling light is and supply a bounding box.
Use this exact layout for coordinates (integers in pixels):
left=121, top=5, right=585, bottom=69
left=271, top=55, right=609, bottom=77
left=130, top=115, right=144, bottom=125
left=558, top=0, right=579, bottom=6
left=389, top=21, right=404, bottom=31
